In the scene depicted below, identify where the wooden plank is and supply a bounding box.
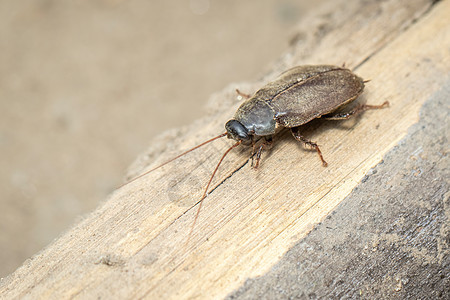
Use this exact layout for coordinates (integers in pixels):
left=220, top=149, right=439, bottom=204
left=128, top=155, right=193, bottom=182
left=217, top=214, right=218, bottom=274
left=1, top=0, right=448, bottom=299
left=228, top=83, right=450, bottom=298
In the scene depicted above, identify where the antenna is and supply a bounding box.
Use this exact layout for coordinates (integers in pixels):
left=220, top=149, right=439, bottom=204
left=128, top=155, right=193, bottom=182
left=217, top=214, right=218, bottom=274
left=117, top=132, right=227, bottom=189
left=185, top=139, right=242, bottom=247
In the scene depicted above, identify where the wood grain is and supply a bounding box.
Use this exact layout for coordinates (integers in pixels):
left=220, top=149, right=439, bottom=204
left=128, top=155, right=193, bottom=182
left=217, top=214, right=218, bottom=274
left=1, top=0, right=448, bottom=299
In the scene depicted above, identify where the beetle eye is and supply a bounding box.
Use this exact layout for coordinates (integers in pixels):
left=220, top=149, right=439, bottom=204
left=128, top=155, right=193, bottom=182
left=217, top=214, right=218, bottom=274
left=225, top=120, right=250, bottom=141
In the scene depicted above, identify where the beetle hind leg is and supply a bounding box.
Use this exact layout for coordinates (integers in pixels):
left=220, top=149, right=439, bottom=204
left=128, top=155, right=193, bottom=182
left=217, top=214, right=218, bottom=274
left=291, top=128, right=328, bottom=167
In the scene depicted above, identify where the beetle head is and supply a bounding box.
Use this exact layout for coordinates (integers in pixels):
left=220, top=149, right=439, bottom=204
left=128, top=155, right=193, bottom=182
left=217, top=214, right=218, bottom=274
left=225, top=119, right=252, bottom=144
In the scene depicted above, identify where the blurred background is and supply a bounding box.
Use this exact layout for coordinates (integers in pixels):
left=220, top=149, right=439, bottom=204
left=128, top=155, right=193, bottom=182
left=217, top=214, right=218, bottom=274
left=0, top=0, right=325, bottom=277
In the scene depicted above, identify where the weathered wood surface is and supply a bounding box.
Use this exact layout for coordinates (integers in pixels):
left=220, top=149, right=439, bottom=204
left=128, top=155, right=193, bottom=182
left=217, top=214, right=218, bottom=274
left=228, top=85, right=449, bottom=298
left=1, top=0, right=448, bottom=299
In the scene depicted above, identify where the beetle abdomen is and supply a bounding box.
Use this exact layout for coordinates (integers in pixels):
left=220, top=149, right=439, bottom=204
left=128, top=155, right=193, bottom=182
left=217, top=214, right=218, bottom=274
left=271, top=67, right=364, bottom=127
left=253, top=65, right=339, bottom=102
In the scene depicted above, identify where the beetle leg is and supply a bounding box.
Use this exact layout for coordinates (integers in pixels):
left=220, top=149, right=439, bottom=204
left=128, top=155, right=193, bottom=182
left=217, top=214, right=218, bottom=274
left=236, top=89, right=251, bottom=100
left=322, top=101, right=389, bottom=120
left=252, top=144, right=264, bottom=169
left=252, top=137, right=273, bottom=169
left=291, top=128, right=328, bottom=167
left=251, top=139, right=257, bottom=167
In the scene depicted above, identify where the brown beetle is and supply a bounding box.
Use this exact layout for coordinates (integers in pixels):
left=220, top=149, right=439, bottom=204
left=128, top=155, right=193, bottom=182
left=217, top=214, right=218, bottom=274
left=122, top=65, right=388, bottom=240
left=225, top=65, right=388, bottom=168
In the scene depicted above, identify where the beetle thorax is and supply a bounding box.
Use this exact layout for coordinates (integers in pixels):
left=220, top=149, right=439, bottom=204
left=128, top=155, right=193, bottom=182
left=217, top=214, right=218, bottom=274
left=230, top=99, right=276, bottom=139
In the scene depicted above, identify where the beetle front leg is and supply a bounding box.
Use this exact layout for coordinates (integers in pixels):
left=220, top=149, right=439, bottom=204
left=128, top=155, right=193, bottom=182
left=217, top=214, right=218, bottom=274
left=251, top=137, right=273, bottom=169
left=322, top=101, right=389, bottom=120
left=291, top=128, right=328, bottom=167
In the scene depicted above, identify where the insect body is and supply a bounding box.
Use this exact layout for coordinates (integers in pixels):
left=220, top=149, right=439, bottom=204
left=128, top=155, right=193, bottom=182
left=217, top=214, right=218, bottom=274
left=121, top=65, right=388, bottom=242
left=225, top=65, right=388, bottom=167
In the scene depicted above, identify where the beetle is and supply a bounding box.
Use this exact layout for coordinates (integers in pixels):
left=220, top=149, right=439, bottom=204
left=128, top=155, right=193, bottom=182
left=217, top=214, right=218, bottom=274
left=225, top=65, right=388, bottom=168
left=121, top=65, right=388, bottom=241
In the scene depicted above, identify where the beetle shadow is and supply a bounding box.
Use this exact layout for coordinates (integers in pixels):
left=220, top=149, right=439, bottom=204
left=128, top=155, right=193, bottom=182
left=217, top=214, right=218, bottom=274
left=318, top=95, right=378, bottom=131
left=320, top=115, right=364, bottom=131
